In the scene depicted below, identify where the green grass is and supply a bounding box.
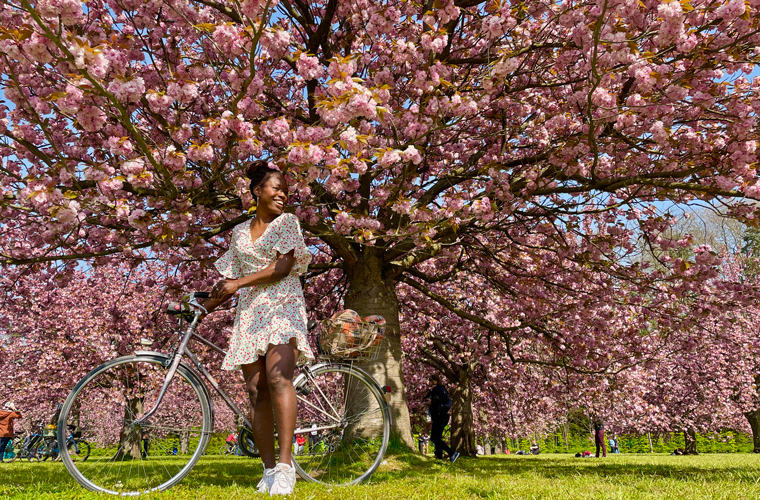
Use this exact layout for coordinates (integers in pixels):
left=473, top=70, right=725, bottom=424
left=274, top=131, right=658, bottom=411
left=3, top=452, right=760, bottom=499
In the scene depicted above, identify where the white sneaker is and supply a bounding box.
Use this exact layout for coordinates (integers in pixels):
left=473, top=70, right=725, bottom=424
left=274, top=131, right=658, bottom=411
left=269, top=462, right=296, bottom=496
left=257, top=468, right=275, bottom=494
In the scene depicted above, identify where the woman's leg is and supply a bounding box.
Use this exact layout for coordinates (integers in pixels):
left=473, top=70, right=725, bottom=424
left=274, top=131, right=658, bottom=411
left=242, top=357, right=277, bottom=469
left=266, top=338, right=299, bottom=465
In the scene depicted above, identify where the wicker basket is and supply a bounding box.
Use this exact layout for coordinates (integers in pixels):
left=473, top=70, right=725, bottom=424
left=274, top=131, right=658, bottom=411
left=317, top=317, right=385, bottom=361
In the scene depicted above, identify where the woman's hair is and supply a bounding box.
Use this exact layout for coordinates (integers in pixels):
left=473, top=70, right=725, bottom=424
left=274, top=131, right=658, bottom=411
left=431, top=373, right=443, bottom=385
left=246, top=160, right=283, bottom=200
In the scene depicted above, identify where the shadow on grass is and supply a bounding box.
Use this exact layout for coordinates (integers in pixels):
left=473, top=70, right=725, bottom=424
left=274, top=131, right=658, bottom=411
left=370, top=452, right=760, bottom=486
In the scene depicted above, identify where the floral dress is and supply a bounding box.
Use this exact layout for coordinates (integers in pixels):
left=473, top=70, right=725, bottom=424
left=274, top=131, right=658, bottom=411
left=215, top=212, right=314, bottom=370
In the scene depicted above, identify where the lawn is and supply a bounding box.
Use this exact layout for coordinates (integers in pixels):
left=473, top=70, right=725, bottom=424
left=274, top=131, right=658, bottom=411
left=3, top=452, right=760, bottom=500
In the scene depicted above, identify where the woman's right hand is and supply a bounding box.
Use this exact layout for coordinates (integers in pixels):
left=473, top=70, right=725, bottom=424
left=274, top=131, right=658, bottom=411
left=211, top=279, right=239, bottom=300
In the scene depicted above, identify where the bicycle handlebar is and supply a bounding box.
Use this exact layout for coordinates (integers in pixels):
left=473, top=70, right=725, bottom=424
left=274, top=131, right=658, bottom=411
left=166, top=292, right=210, bottom=316
left=166, top=302, right=192, bottom=315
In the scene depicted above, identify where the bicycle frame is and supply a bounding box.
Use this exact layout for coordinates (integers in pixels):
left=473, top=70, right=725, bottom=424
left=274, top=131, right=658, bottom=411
left=134, top=293, right=253, bottom=431
left=133, top=292, right=387, bottom=440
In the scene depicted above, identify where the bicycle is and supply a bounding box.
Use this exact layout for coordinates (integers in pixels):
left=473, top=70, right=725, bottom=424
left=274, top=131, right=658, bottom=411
left=58, top=291, right=391, bottom=495
left=7, top=430, right=43, bottom=462
left=219, top=441, right=244, bottom=456
left=37, top=425, right=91, bottom=463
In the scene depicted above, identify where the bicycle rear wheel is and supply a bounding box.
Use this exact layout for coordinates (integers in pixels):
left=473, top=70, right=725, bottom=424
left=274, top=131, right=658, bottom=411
left=292, top=363, right=390, bottom=485
left=58, top=354, right=213, bottom=495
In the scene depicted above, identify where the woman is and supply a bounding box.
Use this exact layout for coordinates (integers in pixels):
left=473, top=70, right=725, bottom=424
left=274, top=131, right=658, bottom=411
left=203, top=160, right=313, bottom=495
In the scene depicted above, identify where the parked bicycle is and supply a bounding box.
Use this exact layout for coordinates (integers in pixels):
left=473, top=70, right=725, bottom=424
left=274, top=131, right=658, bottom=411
left=219, top=442, right=243, bottom=456
left=6, top=429, right=43, bottom=462
left=2, top=434, right=20, bottom=462
left=58, top=292, right=391, bottom=495
left=37, top=424, right=90, bottom=462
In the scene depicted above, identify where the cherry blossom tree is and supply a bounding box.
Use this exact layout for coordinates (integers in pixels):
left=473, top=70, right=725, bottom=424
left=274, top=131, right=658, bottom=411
left=2, top=0, right=759, bottom=445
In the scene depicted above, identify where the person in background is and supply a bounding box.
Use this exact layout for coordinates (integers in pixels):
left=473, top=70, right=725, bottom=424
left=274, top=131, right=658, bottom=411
left=225, top=432, right=237, bottom=453
left=476, top=443, right=484, bottom=456
left=141, top=430, right=150, bottom=458
left=529, top=441, right=540, bottom=455
left=0, top=402, right=21, bottom=463
left=593, top=417, right=607, bottom=458
left=294, top=434, right=306, bottom=455
left=423, top=373, right=460, bottom=463
left=418, top=433, right=430, bottom=455
left=308, top=424, right=319, bottom=454
left=608, top=435, right=620, bottom=454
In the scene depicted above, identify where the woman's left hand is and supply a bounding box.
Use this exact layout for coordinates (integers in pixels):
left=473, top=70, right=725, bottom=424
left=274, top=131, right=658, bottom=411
left=211, top=279, right=240, bottom=300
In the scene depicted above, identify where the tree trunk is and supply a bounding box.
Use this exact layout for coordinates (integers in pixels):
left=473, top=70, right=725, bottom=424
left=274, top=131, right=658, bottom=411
left=449, top=365, right=477, bottom=457
left=683, top=428, right=698, bottom=455
left=744, top=408, right=760, bottom=453
left=344, top=260, right=414, bottom=448
left=179, top=430, right=190, bottom=454
left=647, top=432, right=654, bottom=453
left=484, top=436, right=491, bottom=455
left=114, top=397, right=143, bottom=460
left=563, top=423, right=569, bottom=451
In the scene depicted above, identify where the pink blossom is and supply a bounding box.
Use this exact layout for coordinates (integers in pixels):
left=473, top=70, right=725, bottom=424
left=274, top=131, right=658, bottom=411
left=296, top=53, right=325, bottom=80
left=108, top=137, right=134, bottom=156
left=57, top=84, right=84, bottom=115
left=261, top=117, right=291, bottom=146
left=492, top=58, right=519, bottom=77
left=107, top=77, right=146, bottom=104
left=121, top=159, right=144, bottom=176
left=651, top=121, right=668, bottom=145
left=241, top=0, right=265, bottom=18
left=37, top=0, right=83, bottom=25
left=127, top=209, right=149, bottom=230
left=378, top=149, right=402, bottom=168
left=78, top=106, right=106, bottom=132
left=421, top=33, right=448, bottom=54
left=187, top=144, right=214, bottom=162
left=401, top=145, right=423, bottom=165
left=213, top=24, right=244, bottom=57
left=717, top=0, right=746, bottom=20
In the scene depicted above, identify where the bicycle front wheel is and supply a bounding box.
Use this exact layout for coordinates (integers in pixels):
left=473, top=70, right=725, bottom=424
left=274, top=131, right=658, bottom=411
left=68, top=440, right=91, bottom=462
left=58, top=354, right=213, bottom=495
left=292, top=363, right=390, bottom=485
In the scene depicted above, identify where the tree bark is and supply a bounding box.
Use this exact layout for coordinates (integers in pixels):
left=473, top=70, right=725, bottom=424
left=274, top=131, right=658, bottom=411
left=563, top=422, right=569, bottom=451
left=744, top=408, right=760, bottom=453
left=180, top=430, right=190, bottom=455
left=114, top=397, right=143, bottom=460
left=449, top=366, right=477, bottom=456
left=683, top=428, right=698, bottom=455
left=484, top=436, right=491, bottom=455
left=343, top=257, right=414, bottom=448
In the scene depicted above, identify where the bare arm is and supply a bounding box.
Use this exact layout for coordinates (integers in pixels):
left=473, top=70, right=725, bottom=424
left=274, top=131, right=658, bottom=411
left=203, top=250, right=296, bottom=314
